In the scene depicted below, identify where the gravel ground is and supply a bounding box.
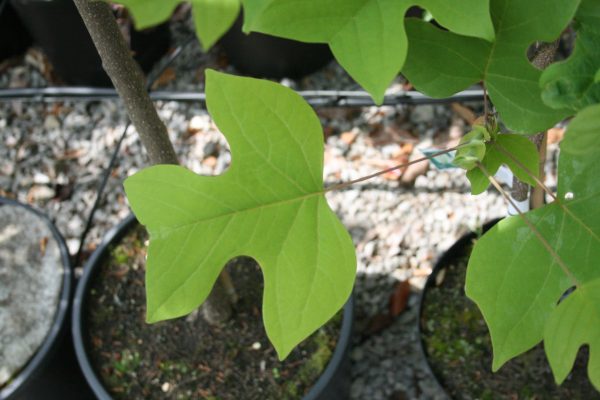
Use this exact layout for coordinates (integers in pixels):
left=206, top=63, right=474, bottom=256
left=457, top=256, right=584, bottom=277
left=0, top=11, right=562, bottom=400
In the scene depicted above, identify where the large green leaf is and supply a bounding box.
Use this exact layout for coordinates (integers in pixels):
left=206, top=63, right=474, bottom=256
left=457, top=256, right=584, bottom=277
left=124, top=70, right=356, bottom=359
left=192, top=0, right=241, bottom=50
left=466, top=133, right=539, bottom=195
left=540, top=0, right=600, bottom=111
left=114, top=0, right=179, bottom=29
left=544, top=278, right=600, bottom=390
left=116, top=0, right=240, bottom=50
left=242, top=0, right=494, bottom=104
left=402, top=0, right=579, bottom=133
left=465, top=104, right=600, bottom=380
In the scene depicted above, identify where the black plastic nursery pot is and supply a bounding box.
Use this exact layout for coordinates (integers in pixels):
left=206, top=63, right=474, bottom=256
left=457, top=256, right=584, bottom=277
left=73, top=215, right=354, bottom=400
left=418, top=219, right=598, bottom=399
left=0, top=197, right=72, bottom=400
left=9, top=0, right=170, bottom=86
left=219, top=14, right=333, bottom=80
left=0, top=1, right=32, bottom=63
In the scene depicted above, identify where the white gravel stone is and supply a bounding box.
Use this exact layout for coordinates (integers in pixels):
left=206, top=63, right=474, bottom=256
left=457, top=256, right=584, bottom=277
left=0, top=205, right=64, bottom=386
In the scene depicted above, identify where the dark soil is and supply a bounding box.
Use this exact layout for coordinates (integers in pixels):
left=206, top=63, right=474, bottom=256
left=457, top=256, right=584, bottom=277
left=84, top=224, right=342, bottom=400
left=421, top=240, right=600, bottom=400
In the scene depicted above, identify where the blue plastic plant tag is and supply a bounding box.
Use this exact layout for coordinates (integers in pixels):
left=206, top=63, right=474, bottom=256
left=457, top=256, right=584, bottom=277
left=420, top=148, right=457, bottom=170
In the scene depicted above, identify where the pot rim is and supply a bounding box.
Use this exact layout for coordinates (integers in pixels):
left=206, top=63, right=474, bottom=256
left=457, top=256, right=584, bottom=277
left=0, top=196, right=73, bottom=400
left=416, top=218, right=500, bottom=397
left=72, top=213, right=354, bottom=400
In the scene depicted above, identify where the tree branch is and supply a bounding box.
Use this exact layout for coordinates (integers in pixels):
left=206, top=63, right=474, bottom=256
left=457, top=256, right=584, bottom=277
left=73, top=0, right=178, bottom=165
left=73, top=0, right=232, bottom=325
left=511, top=40, right=560, bottom=206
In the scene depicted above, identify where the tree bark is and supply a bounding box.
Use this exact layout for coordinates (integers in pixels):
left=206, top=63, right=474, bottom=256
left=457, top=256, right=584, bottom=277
left=511, top=40, right=559, bottom=207
left=73, top=0, right=232, bottom=325
left=73, top=0, right=177, bottom=165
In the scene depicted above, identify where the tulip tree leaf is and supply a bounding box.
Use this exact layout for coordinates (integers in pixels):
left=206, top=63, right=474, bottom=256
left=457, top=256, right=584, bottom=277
left=191, top=0, right=241, bottom=50
left=465, top=104, right=600, bottom=379
left=466, top=134, right=539, bottom=195
left=540, top=0, right=600, bottom=111
left=544, top=278, right=600, bottom=391
left=115, top=0, right=240, bottom=50
left=402, top=0, right=579, bottom=133
left=124, top=70, right=356, bottom=359
left=241, top=0, right=494, bottom=104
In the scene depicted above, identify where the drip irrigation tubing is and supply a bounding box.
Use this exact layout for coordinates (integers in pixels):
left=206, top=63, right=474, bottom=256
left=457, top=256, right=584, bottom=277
left=0, top=86, right=484, bottom=106
left=3, top=29, right=484, bottom=263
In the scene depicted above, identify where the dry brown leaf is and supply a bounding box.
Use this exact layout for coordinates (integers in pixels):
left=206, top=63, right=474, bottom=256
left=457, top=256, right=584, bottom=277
left=389, top=280, right=411, bottom=317
left=401, top=156, right=429, bottom=186
left=57, top=148, right=85, bottom=161
left=451, top=102, right=477, bottom=125
left=340, top=131, right=358, bottom=146
left=39, top=237, right=48, bottom=256
left=362, top=313, right=394, bottom=338
left=151, top=67, right=176, bottom=89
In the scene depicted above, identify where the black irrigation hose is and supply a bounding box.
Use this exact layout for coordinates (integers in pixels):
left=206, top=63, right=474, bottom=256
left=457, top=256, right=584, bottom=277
left=74, top=35, right=196, bottom=265
left=73, top=120, right=130, bottom=265
left=11, top=29, right=483, bottom=264
left=0, top=86, right=485, bottom=106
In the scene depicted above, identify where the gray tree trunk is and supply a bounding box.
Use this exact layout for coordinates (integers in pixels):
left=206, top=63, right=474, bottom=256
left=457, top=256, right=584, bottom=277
left=73, top=0, right=232, bottom=325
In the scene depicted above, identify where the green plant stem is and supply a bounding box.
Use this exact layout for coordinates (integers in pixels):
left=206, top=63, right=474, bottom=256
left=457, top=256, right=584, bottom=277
left=73, top=0, right=233, bottom=325
left=477, top=162, right=580, bottom=287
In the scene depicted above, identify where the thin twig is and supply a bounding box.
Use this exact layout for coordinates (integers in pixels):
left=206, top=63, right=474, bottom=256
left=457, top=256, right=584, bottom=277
left=531, top=133, right=547, bottom=209
left=324, top=145, right=464, bottom=192
left=477, top=162, right=580, bottom=287
left=483, top=86, right=489, bottom=122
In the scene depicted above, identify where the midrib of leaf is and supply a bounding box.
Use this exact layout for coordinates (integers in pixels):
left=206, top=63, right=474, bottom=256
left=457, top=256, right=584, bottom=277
left=494, top=208, right=564, bottom=360
left=331, top=0, right=378, bottom=40
left=254, top=95, right=321, bottom=188
left=217, top=83, right=317, bottom=195
left=481, top=0, right=506, bottom=81
left=157, top=190, right=324, bottom=234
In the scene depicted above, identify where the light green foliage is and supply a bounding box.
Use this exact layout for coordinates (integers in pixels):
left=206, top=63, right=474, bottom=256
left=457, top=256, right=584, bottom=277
left=402, top=0, right=579, bottom=133
left=540, top=0, right=600, bottom=111
left=466, top=134, right=539, bottom=195
left=124, top=70, right=356, bottom=359
left=242, top=0, right=494, bottom=104
left=465, top=104, right=600, bottom=384
left=191, top=0, right=241, bottom=50
left=453, top=125, right=490, bottom=171
left=544, top=278, right=600, bottom=390
left=115, top=0, right=240, bottom=50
